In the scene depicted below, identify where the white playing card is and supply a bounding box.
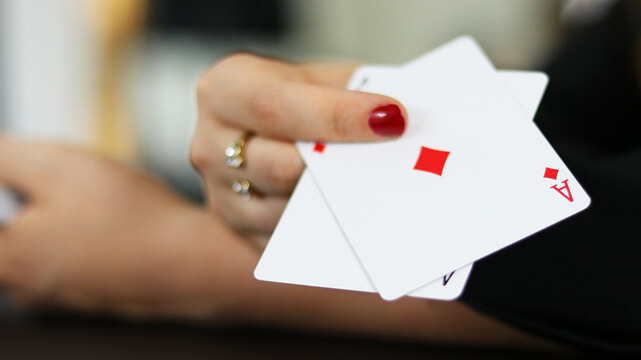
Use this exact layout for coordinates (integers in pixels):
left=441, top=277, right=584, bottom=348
left=0, top=186, right=20, bottom=225
left=256, top=170, right=472, bottom=299
left=255, top=65, right=549, bottom=300
left=349, top=67, right=549, bottom=123
left=298, top=37, right=590, bottom=300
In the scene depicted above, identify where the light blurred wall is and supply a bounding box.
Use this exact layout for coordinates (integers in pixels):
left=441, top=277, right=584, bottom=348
left=287, top=0, right=562, bottom=68
left=0, top=0, right=97, bottom=144
left=1, top=0, right=570, bottom=197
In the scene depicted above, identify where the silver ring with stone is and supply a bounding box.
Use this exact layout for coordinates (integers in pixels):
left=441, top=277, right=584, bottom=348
left=225, top=133, right=251, bottom=169
left=231, top=179, right=251, bottom=200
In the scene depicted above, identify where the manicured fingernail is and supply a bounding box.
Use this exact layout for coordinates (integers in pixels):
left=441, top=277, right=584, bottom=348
left=368, top=104, right=406, bottom=137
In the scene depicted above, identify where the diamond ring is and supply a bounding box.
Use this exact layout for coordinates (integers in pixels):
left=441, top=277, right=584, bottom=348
left=231, top=179, right=251, bottom=200
left=225, top=133, right=251, bottom=169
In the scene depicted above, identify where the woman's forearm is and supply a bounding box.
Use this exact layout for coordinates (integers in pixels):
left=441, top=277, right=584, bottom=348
left=187, top=213, right=562, bottom=351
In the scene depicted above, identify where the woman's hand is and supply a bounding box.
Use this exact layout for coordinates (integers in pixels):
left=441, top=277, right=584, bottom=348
left=191, top=54, right=407, bottom=246
left=0, top=138, right=248, bottom=319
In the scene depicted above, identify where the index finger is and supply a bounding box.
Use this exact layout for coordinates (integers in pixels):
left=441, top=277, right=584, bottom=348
left=197, top=54, right=407, bottom=142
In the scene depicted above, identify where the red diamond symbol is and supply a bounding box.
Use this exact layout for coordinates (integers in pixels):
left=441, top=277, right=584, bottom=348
left=543, top=167, right=559, bottom=180
left=313, top=142, right=325, bottom=153
left=413, top=146, right=450, bottom=176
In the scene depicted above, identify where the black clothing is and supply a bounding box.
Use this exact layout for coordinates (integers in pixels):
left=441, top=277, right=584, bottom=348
left=461, top=2, right=641, bottom=355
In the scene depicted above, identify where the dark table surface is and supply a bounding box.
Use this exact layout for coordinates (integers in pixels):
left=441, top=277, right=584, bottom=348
left=0, top=297, right=601, bottom=360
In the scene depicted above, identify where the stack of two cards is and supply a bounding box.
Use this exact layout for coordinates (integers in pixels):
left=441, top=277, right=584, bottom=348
left=255, top=37, right=590, bottom=301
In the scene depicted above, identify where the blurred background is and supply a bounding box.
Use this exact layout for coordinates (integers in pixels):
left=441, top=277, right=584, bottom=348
left=0, top=0, right=616, bottom=200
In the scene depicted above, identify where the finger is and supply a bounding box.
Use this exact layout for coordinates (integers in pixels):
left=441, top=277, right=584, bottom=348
left=299, top=61, right=360, bottom=88
left=199, top=54, right=408, bottom=142
left=191, top=119, right=303, bottom=197
left=218, top=130, right=303, bottom=196
left=209, top=180, right=288, bottom=235
left=240, top=136, right=303, bottom=196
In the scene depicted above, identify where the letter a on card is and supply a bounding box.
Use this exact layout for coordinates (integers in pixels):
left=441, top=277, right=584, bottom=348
left=551, top=180, right=574, bottom=202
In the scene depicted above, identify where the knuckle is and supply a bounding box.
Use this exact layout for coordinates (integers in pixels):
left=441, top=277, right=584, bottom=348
left=197, top=53, right=258, bottom=107
left=217, top=52, right=260, bottom=68
left=264, top=153, right=302, bottom=191
left=196, top=68, right=216, bottom=107
left=195, top=71, right=210, bottom=102
left=189, top=135, right=212, bottom=172
left=328, top=99, right=352, bottom=141
left=250, top=85, right=283, bottom=130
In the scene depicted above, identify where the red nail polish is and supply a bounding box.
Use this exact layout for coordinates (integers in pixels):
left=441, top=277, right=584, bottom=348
left=368, top=104, right=405, bottom=137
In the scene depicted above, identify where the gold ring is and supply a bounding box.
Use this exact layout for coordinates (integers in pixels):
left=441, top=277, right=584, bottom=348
left=225, top=133, right=251, bottom=169
left=231, top=179, right=251, bottom=200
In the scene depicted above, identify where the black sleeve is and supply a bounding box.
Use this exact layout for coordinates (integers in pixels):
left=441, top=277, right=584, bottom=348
left=460, top=1, right=641, bottom=355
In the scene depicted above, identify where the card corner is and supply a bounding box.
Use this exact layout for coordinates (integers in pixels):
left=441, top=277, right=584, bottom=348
left=253, top=266, right=266, bottom=281
left=582, top=194, right=593, bottom=211
left=455, top=35, right=477, bottom=46
left=379, top=291, right=404, bottom=302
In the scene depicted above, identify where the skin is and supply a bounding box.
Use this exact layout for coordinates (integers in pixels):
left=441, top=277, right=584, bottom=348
left=0, top=138, right=561, bottom=350
left=193, top=25, right=641, bottom=247
left=1, top=2, right=638, bottom=348
left=0, top=54, right=567, bottom=351
left=187, top=54, right=560, bottom=349
left=191, top=54, right=409, bottom=249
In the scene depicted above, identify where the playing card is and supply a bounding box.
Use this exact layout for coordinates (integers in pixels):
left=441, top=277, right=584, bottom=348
left=349, top=67, right=549, bottom=120
left=256, top=170, right=472, bottom=300
left=298, top=37, right=590, bottom=300
left=255, top=63, right=550, bottom=300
